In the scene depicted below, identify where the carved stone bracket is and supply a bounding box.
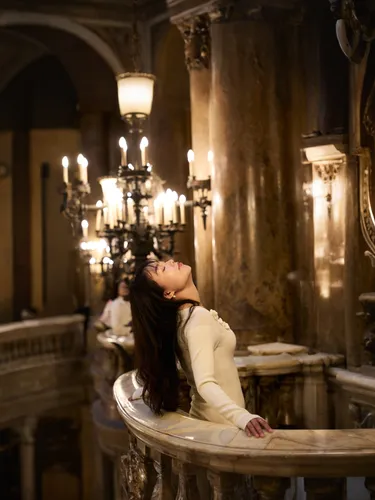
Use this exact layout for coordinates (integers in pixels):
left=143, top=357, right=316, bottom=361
left=177, top=15, right=210, bottom=70
left=314, top=161, right=342, bottom=184
left=313, top=158, right=344, bottom=216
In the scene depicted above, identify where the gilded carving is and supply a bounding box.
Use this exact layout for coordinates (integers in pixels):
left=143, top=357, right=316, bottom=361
left=120, top=434, right=155, bottom=499
left=207, top=469, right=249, bottom=500
left=304, top=477, right=345, bottom=499
left=177, top=15, right=210, bottom=70
left=330, top=0, right=375, bottom=63
left=313, top=159, right=343, bottom=215
left=358, top=148, right=375, bottom=259
left=253, top=476, right=290, bottom=500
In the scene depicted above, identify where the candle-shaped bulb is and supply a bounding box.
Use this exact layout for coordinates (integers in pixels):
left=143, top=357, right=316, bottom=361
left=179, top=194, right=186, bottom=225
left=81, top=219, right=89, bottom=239
left=62, top=156, right=69, bottom=183
left=140, top=137, right=149, bottom=165
left=119, top=137, right=127, bottom=150
left=187, top=150, right=194, bottom=163
left=77, top=153, right=84, bottom=164
left=95, top=201, right=103, bottom=232
left=119, top=137, right=128, bottom=165
left=140, top=137, right=149, bottom=149
left=208, top=150, right=214, bottom=162
left=187, top=149, right=195, bottom=177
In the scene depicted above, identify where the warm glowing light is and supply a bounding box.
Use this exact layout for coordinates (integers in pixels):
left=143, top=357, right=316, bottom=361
left=140, top=137, right=149, bottom=149
left=119, top=137, right=127, bottom=150
left=207, top=150, right=214, bottom=162
left=187, top=150, right=194, bottom=162
left=62, top=156, right=69, bottom=168
left=312, top=179, right=325, bottom=198
left=96, top=200, right=103, bottom=208
left=77, top=154, right=84, bottom=164
left=117, top=72, right=155, bottom=117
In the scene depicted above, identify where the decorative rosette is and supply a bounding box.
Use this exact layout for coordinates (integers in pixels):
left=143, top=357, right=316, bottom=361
left=209, top=310, right=231, bottom=330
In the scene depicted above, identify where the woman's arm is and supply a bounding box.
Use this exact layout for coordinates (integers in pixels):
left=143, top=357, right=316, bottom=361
left=186, top=322, right=260, bottom=430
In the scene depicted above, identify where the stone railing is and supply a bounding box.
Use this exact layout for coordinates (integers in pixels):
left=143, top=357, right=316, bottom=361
left=0, top=314, right=86, bottom=426
left=329, top=367, right=375, bottom=429
left=114, top=370, right=375, bottom=500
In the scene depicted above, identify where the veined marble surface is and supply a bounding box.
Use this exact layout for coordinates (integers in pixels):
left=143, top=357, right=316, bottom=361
left=114, top=371, right=375, bottom=477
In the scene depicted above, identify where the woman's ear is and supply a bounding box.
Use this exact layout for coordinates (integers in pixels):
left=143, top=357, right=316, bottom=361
left=163, top=290, right=176, bottom=300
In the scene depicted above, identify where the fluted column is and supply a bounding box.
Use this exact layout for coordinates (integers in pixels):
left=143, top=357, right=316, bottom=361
left=177, top=15, right=214, bottom=308
left=209, top=5, right=294, bottom=346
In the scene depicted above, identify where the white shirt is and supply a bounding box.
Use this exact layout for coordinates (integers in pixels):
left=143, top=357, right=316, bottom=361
left=177, top=306, right=259, bottom=430
left=107, top=297, right=132, bottom=337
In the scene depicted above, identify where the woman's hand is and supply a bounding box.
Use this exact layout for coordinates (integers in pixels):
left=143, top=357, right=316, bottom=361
left=245, top=417, right=273, bottom=438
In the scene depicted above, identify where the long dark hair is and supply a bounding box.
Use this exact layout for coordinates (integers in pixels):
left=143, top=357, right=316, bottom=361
left=129, top=260, right=198, bottom=414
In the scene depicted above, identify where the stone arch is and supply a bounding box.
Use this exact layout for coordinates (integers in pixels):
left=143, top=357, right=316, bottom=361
left=0, top=10, right=124, bottom=75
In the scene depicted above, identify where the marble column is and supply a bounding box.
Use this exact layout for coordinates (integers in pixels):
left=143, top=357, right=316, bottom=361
left=209, top=6, right=294, bottom=346
left=177, top=15, right=214, bottom=308
left=17, top=416, right=38, bottom=500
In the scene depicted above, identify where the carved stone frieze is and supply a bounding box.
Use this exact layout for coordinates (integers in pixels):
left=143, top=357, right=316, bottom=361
left=177, top=15, right=210, bottom=70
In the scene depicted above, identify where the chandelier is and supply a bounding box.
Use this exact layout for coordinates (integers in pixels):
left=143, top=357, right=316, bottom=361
left=60, top=0, right=211, bottom=280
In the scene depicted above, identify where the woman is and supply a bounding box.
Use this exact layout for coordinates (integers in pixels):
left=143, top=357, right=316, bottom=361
left=99, top=280, right=132, bottom=337
left=129, top=259, right=272, bottom=438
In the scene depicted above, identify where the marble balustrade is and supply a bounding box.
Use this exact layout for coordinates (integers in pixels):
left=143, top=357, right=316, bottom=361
left=0, top=314, right=87, bottom=500
left=114, top=370, right=375, bottom=500
left=0, top=314, right=86, bottom=425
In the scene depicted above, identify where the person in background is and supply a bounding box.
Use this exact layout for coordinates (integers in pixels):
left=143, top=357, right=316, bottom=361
left=98, top=279, right=132, bottom=337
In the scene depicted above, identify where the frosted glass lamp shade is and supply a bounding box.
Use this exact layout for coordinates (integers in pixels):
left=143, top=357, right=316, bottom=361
left=117, top=72, right=155, bottom=117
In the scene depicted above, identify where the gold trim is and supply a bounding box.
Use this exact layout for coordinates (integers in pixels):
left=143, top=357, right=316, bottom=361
left=359, top=148, right=375, bottom=259
left=116, top=72, right=156, bottom=81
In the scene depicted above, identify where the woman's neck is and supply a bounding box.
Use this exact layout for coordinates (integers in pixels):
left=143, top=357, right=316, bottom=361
left=177, top=283, right=201, bottom=310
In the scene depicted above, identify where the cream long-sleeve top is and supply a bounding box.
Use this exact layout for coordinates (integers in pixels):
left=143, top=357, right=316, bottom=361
left=177, top=306, right=260, bottom=430
left=132, top=306, right=260, bottom=430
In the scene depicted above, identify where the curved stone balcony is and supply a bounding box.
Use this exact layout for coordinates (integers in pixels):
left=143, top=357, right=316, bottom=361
left=114, top=370, right=375, bottom=500
left=0, top=314, right=86, bottom=426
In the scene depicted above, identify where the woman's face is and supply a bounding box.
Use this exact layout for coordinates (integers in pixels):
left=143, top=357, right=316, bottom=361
left=118, top=281, right=129, bottom=297
left=146, top=260, right=192, bottom=298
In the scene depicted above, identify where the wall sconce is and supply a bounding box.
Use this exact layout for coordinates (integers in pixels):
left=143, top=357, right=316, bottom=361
left=186, top=149, right=212, bottom=230
left=302, top=145, right=344, bottom=217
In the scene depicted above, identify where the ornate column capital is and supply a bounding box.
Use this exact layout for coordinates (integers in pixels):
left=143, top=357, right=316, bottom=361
left=177, top=14, right=210, bottom=70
